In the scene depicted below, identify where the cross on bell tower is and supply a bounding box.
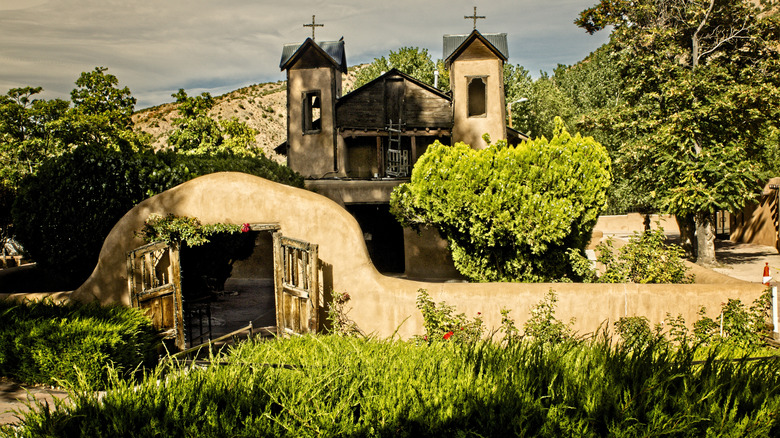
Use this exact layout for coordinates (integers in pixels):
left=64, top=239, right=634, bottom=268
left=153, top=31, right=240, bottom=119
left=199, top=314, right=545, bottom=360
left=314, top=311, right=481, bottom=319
left=303, top=15, right=324, bottom=41
left=464, top=6, right=485, bottom=30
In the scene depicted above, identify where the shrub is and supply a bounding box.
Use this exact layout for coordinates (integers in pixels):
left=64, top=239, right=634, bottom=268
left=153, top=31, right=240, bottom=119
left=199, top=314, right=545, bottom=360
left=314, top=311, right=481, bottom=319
left=614, top=316, right=663, bottom=349
left=12, top=145, right=303, bottom=286
left=391, top=119, right=611, bottom=282
left=0, top=299, right=159, bottom=389
left=136, top=213, right=240, bottom=247
left=12, top=145, right=147, bottom=287
left=415, top=289, right=483, bottom=344
left=521, top=289, right=575, bottom=343
left=615, top=290, right=773, bottom=349
left=693, top=290, right=772, bottom=347
left=570, top=227, right=694, bottom=284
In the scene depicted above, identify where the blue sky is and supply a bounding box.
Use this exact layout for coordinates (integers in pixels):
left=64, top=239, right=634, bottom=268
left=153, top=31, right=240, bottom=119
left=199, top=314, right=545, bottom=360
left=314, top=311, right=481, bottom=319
left=0, top=0, right=610, bottom=109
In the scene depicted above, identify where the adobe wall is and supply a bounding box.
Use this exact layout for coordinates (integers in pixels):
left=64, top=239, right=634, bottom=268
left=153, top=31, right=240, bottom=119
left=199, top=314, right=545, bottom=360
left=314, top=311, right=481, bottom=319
left=594, top=213, right=680, bottom=235
left=45, top=172, right=761, bottom=339
left=731, top=178, right=779, bottom=251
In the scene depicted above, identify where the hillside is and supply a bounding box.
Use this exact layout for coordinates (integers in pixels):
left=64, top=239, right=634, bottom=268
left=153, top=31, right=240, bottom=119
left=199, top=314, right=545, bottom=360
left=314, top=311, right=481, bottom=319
left=132, top=67, right=364, bottom=163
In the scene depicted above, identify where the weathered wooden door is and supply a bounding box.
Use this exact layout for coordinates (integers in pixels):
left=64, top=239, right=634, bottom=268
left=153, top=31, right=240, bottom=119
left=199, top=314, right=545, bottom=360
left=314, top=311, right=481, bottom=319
left=272, top=232, right=320, bottom=336
left=126, top=241, right=185, bottom=350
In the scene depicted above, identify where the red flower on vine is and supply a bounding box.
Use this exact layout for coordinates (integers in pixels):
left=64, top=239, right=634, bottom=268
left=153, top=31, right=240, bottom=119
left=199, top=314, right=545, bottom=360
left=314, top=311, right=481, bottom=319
left=241, top=223, right=250, bottom=233
left=443, top=331, right=454, bottom=340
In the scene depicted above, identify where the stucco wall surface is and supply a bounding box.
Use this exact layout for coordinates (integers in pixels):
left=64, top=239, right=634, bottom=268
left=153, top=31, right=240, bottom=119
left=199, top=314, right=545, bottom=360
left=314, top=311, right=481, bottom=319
left=594, top=213, right=680, bottom=235
left=731, top=178, right=779, bottom=251
left=59, top=172, right=765, bottom=339
left=451, top=58, right=505, bottom=149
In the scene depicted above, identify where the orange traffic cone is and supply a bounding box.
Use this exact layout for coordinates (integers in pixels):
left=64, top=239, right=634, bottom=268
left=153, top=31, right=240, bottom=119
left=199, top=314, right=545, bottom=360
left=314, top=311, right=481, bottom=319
left=763, top=263, right=772, bottom=285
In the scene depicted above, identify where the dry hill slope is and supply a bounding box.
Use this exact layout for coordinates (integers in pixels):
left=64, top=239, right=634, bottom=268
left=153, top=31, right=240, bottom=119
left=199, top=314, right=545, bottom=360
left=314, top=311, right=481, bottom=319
left=132, top=67, right=364, bottom=163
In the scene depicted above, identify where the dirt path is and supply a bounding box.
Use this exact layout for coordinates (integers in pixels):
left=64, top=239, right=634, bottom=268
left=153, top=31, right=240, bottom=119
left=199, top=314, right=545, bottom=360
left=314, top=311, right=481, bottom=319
left=0, top=378, right=68, bottom=426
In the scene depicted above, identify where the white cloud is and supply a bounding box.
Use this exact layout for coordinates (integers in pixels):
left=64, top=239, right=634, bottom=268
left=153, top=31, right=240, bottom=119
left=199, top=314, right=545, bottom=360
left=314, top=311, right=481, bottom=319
left=0, top=0, right=610, bottom=108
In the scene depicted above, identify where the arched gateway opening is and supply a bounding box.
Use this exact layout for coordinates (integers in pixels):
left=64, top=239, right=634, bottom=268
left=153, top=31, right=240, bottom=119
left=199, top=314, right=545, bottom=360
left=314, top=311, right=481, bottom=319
left=127, top=223, right=320, bottom=351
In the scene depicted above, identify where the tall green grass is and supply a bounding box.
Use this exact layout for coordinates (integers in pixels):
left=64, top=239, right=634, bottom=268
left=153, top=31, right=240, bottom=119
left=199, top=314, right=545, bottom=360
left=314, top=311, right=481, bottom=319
left=0, top=299, right=159, bottom=389
left=7, top=335, right=779, bottom=437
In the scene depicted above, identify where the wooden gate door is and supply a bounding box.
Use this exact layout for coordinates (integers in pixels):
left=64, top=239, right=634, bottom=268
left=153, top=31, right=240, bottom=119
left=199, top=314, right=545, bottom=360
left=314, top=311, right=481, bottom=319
left=272, top=232, right=320, bottom=336
left=126, top=241, right=185, bottom=350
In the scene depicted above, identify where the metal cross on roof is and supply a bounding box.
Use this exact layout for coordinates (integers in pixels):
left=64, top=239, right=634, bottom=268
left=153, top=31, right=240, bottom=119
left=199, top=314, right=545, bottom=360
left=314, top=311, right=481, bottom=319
left=464, top=6, right=485, bottom=30
left=303, top=15, right=324, bottom=41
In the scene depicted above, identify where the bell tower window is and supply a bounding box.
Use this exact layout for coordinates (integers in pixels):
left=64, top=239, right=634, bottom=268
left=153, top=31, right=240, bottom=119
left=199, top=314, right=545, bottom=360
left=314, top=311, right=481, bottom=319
left=467, top=76, right=487, bottom=118
left=303, top=91, right=321, bottom=134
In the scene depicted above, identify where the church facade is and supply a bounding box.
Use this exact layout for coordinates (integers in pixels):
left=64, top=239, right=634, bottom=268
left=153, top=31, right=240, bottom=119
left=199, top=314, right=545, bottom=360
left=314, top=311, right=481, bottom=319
left=278, top=29, right=527, bottom=278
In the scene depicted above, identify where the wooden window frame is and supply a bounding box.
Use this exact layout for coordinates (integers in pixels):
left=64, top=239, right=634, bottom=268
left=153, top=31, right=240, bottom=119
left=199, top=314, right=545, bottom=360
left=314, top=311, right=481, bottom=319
left=467, top=76, right=487, bottom=118
left=302, top=90, right=322, bottom=134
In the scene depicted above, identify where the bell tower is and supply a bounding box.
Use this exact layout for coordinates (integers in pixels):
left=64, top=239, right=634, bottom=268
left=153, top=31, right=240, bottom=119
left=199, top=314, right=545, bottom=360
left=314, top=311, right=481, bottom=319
left=280, top=28, right=347, bottom=178
left=444, top=26, right=508, bottom=149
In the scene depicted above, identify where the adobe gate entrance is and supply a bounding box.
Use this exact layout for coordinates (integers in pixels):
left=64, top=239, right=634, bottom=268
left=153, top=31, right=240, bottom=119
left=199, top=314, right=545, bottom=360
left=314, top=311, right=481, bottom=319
left=126, top=225, right=320, bottom=351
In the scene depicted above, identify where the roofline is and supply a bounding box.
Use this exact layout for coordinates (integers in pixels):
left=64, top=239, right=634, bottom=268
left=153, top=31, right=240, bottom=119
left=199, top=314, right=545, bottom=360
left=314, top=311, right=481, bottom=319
left=280, top=38, right=347, bottom=73
left=444, top=30, right=508, bottom=67
left=336, top=68, right=451, bottom=106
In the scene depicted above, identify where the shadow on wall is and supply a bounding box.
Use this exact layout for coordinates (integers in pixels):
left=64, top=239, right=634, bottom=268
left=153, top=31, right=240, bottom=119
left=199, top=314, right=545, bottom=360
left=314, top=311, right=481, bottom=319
left=4, top=172, right=766, bottom=340
left=731, top=178, right=779, bottom=252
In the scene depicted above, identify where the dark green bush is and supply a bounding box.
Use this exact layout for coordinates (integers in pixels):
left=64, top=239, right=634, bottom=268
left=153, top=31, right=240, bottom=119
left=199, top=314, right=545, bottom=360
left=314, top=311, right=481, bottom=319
left=12, top=145, right=147, bottom=287
left=0, top=299, right=159, bottom=389
left=11, top=145, right=303, bottom=286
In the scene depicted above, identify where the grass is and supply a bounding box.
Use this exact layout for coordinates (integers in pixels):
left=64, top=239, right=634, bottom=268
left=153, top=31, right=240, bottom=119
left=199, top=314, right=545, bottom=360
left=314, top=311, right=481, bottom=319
left=4, top=334, right=779, bottom=437
left=0, top=299, right=160, bottom=390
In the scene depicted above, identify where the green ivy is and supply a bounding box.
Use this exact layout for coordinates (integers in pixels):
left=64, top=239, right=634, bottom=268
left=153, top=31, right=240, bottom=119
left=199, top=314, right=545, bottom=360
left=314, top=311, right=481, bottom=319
left=136, top=213, right=240, bottom=247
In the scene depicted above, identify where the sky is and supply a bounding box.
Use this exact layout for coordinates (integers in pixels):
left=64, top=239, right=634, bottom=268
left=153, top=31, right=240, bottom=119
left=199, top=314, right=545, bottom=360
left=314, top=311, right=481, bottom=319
left=0, top=0, right=611, bottom=110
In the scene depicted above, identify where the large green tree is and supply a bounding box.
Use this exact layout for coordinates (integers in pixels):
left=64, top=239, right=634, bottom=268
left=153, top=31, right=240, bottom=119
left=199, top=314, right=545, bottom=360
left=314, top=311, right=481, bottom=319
left=0, top=87, right=69, bottom=190
left=391, top=120, right=611, bottom=282
left=1, top=68, right=144, bottom=250
left=576, top=0, right=780, bottom=265
left=351, top=47, right=440, bottom=91
left=167, top=89, right=261, bottom=157
left=65, top=67, right=144, bottom=151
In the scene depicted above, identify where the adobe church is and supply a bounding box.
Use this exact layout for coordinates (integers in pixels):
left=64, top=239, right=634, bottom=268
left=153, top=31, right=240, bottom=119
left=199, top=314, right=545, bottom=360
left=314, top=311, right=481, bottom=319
left=278, top=15, right=528, bottom=278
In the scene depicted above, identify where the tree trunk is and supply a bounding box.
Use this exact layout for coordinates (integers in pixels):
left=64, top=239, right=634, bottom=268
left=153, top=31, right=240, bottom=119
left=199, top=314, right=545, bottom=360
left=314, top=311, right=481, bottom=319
left=676, top=214, right=696, bottom=258
left=695, top=211, right=717, bottom=266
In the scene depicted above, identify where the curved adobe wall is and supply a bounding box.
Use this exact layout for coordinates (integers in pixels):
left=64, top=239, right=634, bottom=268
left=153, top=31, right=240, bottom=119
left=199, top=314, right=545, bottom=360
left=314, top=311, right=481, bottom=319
left=70, top=172, right=766, bottom=339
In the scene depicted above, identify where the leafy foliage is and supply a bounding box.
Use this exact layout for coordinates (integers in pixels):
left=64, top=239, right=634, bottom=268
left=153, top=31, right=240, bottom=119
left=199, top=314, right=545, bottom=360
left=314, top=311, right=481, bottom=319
left=415, top=289, right=484, bottom=344
left=693, top=290, right=773, bottom=348
left=614, top=290, right=773, bottom=350
left=12, top=145, right=148, bottom=286
left=9, top=334, right=780, bottom=436
left=613, top=316, right=663, bottom=350
left=391, top=121, right=611, bottom=282
left=351, top=47, right=439, bottom=91
left=326, top=291, right=365, bottom=337
left=136, top=213, right=240, bottom=247
left=0, top=68, right=147, bottom=254
left=167, top=89, right=262, bottom=157
left=521, top=290, right=575, bottom=343
left=12, top=145, right=303, bottom=286
left=575, top=0, right=780, bottom=263
left=570, top=228, right=694, bottom=284
left=510, top=71, right=576, bottom=140
left=0, top=299, right=159, bottom=389
left=0, top=87, right=70, bottom=190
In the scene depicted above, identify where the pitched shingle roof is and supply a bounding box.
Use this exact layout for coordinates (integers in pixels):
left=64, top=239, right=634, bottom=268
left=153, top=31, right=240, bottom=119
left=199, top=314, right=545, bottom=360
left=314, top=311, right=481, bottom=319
left=443, top=31, right=508, bottom=64
left=280, top=38, right=347, bottom=72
